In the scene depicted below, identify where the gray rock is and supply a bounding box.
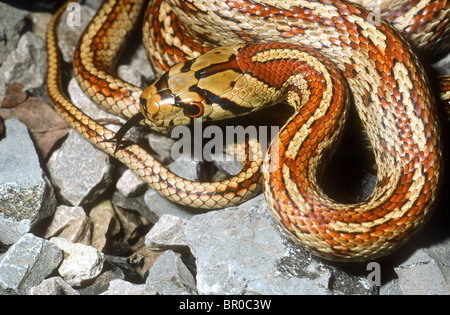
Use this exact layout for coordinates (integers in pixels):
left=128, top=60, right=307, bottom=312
left=167, top=159, right=200, bottom=181
left=89, top=199, right=120, bottom=252
left=0, top=32, right=47, bottom=94
left=27, top=11, right=53, bottom=41
left=57, top=4, right=96, bottom=63
left=43, top=205, right=91, bottom=245
left=0, top=234, right=63, bottom=295
left=102, top=251, right=197, bottom=295
left=146, top=132, right=176, bottom=164
left=0, top=119, right=57, bottom=245
left=112, top=190, right=159, bottom=224
left=380, top=278, right=403, bottom=295
left=212, top=152, right=244, bottom=177
left=85, top=0, right=103, bottom=10
left=432, top=51, right=450, bottom=75
left=424, top=237, right=450, bottom=268
left=0, top=2, right=26, bottom=65
left=118, top=65, right=144, bottom=88
left=47, top=129, right=113, bottom=206
left=0, top=2, right=26, bottom=102
left=28, top=277, right=80, bottom=295
left=145, top=214, right=189, bottom=250
left=145, top=250, right=197, bottom=295
left=102, top=279, right=155, bottom=295
left=105, top=255, right=140, bottom=281
left=77, top=268, right=125, bottom=295
left=394, top=249, right=450, bottom=295
left=144, top=188, right=196, bottom=221
left=116, top=169, right=147, bottom=197
left=185, top=194, right=373, bottom=295
left=0, top=77, right=5, bottom=104
left=50, top=237, right=106, bottom=287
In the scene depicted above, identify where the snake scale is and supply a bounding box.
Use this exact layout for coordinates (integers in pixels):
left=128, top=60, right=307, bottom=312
left=47, top=0, right=450, bottom=262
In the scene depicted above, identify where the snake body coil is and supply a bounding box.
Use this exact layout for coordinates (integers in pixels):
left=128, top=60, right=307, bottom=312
left=47, top=0, right=448, bottom=261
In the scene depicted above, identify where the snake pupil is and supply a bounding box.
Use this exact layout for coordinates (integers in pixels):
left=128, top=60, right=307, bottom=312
left=184, top=102, right=204, bottom=118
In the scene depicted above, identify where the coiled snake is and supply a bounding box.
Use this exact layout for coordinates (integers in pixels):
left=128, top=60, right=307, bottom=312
left=47, top=0, right=449, bottom=262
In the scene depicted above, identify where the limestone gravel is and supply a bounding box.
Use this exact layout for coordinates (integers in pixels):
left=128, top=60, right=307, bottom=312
left=0, top=119, right=56, bottom=246
left=0, top=234, right=63, bottom=295
left=47, top=129, right=113, bottom=207
left=50, top=237, right=106, bottom=287
left=0, top=0, right=449, bottom=296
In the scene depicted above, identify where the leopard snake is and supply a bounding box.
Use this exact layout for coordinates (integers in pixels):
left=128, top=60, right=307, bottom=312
left=47, top=0, right=450, bottom=262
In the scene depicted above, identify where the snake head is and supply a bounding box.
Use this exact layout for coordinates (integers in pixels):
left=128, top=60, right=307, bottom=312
left=140, top=45, right=248, bottom=127
left=140, top=61, right=207, bottom=127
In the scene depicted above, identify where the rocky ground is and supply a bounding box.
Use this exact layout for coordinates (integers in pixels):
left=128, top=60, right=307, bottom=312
left=0, top=0, right=449, bottom=295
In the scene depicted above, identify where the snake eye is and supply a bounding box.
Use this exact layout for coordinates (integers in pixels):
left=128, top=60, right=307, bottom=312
left=184, top=102, right=204, bottom=118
